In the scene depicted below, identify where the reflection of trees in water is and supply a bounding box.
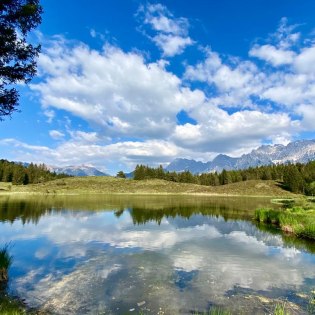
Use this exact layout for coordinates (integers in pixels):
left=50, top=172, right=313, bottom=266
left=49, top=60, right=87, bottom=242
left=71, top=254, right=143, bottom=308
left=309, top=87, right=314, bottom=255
left=0, top=195, right=268, bottom=224
left=254, top=222, right=315, bottom=254
left=128, top=204, right=247, bottom=226
left=0, top=198, right=51, bottom=224
left=1, top=195, right=313, bottom=253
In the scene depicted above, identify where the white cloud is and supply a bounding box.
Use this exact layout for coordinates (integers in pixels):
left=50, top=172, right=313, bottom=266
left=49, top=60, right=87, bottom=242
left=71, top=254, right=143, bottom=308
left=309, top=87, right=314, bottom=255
left=185, top=50, right=264, bottom=106
left=139, top=3, right=194, bottom=57
left=249, top=18, right=300, bottom=67
left=142, top=3, right=189, bottom=36
left=185, top=20, right=315, bottom=137
left=0, top=138, right=182, bottom=172
left=43, top=109, right=55, bottom=123
left=67, top=130, right=100, bottom=143
left=296, top=104, right=315, bottom=130
left=153, top=34, right=194, bottom=57
left=249, top=44, right=296, bottom=66
left=3, top=16, right=315, bottom=171
left=294, top=45, right=315, bottom=73
left=172, top=108, right=298, bottom=152
left=32, top=40, right=204, bottom=140
left=49, top=130, right=65, bottom=140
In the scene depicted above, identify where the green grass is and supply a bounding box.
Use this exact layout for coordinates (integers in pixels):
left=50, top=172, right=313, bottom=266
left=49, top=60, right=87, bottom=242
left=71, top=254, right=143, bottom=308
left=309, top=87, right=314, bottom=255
left=0, top=296, right=26, bottom=315
left=0, top=244, right=13, bottom=270
left=1, top=177, right=296, bottom=197
left=255, top=203, right=315, bottom=240
left=273, top=302, right=290, bottom=315
left=0, top=244, right=13, bottom=284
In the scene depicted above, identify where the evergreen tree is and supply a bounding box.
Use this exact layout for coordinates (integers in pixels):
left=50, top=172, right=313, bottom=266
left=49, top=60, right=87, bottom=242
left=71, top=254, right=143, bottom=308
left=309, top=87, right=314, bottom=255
left=116, top=170, right=126, bottom=178
left=220, top=169, right=231, bottom=185
left=1, top=0, right=43, bottom=118
left=283, top=165, right=304, bottom=193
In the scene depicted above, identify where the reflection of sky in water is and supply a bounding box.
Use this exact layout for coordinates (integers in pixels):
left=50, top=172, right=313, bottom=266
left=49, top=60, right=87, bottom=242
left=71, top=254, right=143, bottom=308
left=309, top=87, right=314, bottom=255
left=1, top=208, right=315, bottom=314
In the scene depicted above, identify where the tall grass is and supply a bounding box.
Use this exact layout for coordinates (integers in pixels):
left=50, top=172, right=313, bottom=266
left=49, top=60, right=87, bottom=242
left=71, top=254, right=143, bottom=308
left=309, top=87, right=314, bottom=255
left=0, top=244, right=13, bottom=270
left=0, top=244, right=13, bottom=283
left=255, top=206, right=315, bottom=240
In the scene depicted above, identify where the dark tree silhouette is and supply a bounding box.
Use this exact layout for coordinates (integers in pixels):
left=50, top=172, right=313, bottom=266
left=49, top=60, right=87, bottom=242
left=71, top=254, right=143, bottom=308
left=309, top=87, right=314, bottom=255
left=116, top=170, right=126, bottom=178
left=0, top=0, right=42, bottom=119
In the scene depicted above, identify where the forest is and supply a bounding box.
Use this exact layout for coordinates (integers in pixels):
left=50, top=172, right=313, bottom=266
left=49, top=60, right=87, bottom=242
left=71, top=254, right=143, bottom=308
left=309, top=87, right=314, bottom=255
left=133, top=161, right=315, bottom=195
left=0, top=159, right=69, bottom=185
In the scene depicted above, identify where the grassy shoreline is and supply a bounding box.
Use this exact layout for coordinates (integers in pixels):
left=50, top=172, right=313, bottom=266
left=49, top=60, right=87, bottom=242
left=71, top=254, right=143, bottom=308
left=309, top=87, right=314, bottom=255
left=0, top=178, right=296, bottom=197
left=255, top=200, right=315, bottom=240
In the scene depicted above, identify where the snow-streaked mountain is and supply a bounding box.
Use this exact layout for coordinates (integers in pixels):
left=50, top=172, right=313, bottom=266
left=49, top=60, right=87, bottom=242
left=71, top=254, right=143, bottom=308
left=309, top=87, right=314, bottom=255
left=49, top=165, right=110, bottom=177
left=166, top=139, right=315, bottom=174
left=165, top=158, right=207, bottom=173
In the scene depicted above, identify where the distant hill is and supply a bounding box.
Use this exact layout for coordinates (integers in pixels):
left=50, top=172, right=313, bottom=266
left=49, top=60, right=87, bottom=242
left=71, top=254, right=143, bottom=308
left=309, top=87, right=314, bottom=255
left=166, top=139, right=315, bottom=174
left=49, top=165, right=110, bottom=177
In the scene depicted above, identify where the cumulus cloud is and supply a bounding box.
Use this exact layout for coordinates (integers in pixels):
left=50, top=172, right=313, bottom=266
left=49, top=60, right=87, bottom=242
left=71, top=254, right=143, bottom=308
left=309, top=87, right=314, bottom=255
left=142, top=3, right=189, bottom=35
left=172, top=108, right=298, bottom=152
left=0, top=138, right=183, bottom=171
left=153, top=34, right=194, bottom=57
left=138, top=3, right=194, bottom=56
left=249, top=44, right=296, bottom=66
left=185, top=19, right=315, bottom=135
left=3, top=13, right=315, bottom=171
left=249, top=17, right=299, bottom=66
left=32, top=40, right=204, bottom=140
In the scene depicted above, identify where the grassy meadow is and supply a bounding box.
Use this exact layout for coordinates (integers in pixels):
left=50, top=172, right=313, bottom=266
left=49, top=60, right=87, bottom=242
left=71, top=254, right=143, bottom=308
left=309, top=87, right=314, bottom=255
left=0, top=177, right=296, bottom=197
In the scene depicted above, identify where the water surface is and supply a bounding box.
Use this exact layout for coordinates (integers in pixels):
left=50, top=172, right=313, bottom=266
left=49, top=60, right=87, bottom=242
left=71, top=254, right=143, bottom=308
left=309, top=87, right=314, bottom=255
left=0, top=195, right=314, bottom=314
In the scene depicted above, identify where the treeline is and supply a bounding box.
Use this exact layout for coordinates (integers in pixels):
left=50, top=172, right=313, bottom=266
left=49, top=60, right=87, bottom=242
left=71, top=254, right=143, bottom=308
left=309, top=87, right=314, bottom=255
left=133, top=161, right=315, bottom=195
left=0, top=160, right=69, bottom=185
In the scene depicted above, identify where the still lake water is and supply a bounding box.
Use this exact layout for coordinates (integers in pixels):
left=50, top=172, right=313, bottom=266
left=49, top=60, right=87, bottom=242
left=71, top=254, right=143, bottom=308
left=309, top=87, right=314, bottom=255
left=0, top=194, right=314, bottom=314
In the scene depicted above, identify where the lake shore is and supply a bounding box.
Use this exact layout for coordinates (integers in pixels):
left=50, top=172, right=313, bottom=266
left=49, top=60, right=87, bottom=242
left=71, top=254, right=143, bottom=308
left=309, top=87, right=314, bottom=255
left=0, top=178, right=296, bottom=197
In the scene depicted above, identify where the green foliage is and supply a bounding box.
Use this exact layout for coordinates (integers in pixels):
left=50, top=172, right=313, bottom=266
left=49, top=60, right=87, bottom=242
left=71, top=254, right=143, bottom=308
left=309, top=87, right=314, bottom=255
left=219, top=169, right=231, bottom=185
left=0, top=159, right=69, bottom=185
left=0, top=295, right=27, bottom=315
left=116, top=170, right=126, bottom=178
left=273, top=302, right=290, bottom=315
left=132, top=161, right=315, bottom=196
left=0, top=244, right=12, bottom=270
left=0, top=0, right=43, bottom=119
left=0, top=243, right=12, bottom=287
left=255, top=205, right=315, bottom=240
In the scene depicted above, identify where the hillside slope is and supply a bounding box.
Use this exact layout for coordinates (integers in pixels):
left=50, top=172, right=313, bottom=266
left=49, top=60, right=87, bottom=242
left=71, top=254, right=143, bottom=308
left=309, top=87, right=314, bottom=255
left=2, top=177, right=296, bottom=197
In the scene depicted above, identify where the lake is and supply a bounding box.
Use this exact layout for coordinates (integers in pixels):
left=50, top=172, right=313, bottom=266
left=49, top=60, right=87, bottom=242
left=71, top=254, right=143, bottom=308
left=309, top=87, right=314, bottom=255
left=0, top=194, right=314, bottom=314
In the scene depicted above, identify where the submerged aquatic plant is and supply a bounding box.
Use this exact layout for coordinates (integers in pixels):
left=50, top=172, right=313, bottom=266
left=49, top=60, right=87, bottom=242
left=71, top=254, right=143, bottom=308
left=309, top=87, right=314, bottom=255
left=193, top=307, right=232, bottom=315
left=273, top=302, right=290, bottom=315
left=308, top=290, right=315, bottom=314
left=0, top=244, right=13, bottom=283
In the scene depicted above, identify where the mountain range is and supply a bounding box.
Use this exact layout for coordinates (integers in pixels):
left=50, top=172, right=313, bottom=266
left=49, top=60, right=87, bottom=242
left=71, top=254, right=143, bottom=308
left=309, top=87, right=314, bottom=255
left=166, top=139, right=315, bottom=174
left=48, top=165, right=109, bottom=177
left=28, top=139, right=315, bottom=177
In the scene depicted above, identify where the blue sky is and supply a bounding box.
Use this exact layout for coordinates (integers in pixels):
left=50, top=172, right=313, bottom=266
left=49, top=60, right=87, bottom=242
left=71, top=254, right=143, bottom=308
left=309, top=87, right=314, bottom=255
left=1, top=0, right=315, bottom=174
